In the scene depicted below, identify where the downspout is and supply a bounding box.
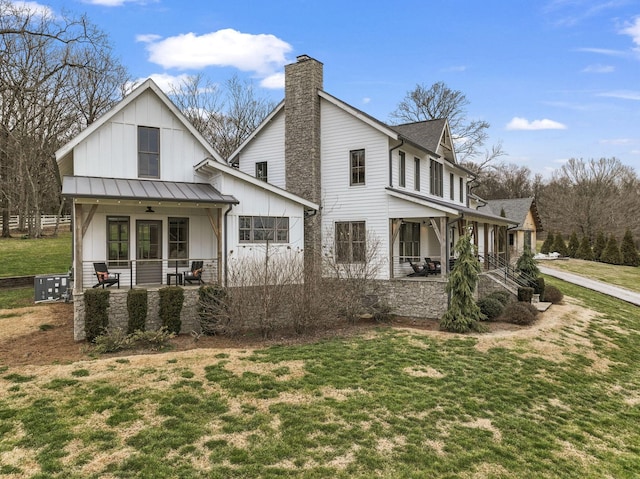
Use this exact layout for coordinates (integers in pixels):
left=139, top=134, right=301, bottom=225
left=223, top=203, right=234, bottom=287
left=388, top=139, right=404, bottom=187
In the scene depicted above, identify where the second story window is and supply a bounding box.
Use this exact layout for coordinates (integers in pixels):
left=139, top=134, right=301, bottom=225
left=256, top=161, right=268, bottom=182
left=459, top=177, right=464, bottom=202
left=399, top=151, right=406, bottom=187
left=138, top=126, right=160, bottom=178
left=414, top=157, right=420, bottom=191
left=430, top=159, right=443, bottom=197
left=350, top=149, right=365, bottom=185
left=450, top=173, right=455, bottom=200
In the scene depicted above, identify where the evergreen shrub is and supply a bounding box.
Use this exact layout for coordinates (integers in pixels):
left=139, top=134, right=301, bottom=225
left=601, top=235, right=622, bottom=265
left=544, top=285, right=564, bottom=304
left=621, top=229, right=640, bottom=267
left=541, top=233, right=554, bottom=254
left=517, top=287, right=534, bottom=303
left=534, top=277, right=545, bottom=301
left=477, top=297, right=504, bottom=321
left=84, top=288, right=110, bottom=342
left=575, top=236, right=594, bottom=261
left=159, top=286, right=184, bottom=334
left=126, top=288, right=148, bottom=334
left=503, top=302, right=537, bottom=325
left=487, top=290, right=512, bottom=305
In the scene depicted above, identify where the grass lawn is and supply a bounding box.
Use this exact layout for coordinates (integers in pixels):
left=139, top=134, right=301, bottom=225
left=1, top=277, right=639, bottom=478
left=0, top=231, right=72, bottom=278
left=540, top=258, right=640, bottom=293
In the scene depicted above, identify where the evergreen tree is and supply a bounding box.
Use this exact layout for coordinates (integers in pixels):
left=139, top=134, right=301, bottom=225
left=567, top=232, right=579, bottom=258
left=552, top=233, right=568, bottom=257
left=540, top=232, right=554, bottom=255
left=621, top=229, right=640, bottom=267
left=575, top=236, right=594, bottom=261
left=440, top=233, right=484, bottom=333
left=516, top=248, right=540, bottom=283
left=600, top=235, right=622, bottom=265
left=593, top=231, right=607, bottom=261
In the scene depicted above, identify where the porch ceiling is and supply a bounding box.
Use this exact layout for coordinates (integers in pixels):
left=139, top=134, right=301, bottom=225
left=62, top=176, right=239, bottom=207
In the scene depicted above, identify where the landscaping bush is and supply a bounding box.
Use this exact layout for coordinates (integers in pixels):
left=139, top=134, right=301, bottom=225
left=601, top=235, right=622, bottom=265
left=477, top=297, right=504, bottom=321
left=593, top=231, right=607, bottom=260
left=521, top=302, right=540, bottom=317
left=502, top=302, right=537, bottom=326
left=575, top=236, right=594, bottom=261
left=198, top=284, right=228, bottom=334
left=126, top=288, right=147, bottom=334
left=159, top=286, right=184, bottom=334
left=93, top=327, right=133, bottom=353
left=621, top=229, right=640, bottom=267
left=544, top=285, right=564, bottom=304
left=567, top=232, right=579, bottom=258
left=552, top=233, right=568, bottom=257
left=130, top=327, right=175, bottom=351
left=540, top=232, right=554, bottom=255
left=84, top=288, right=110, bottom=342
left=517, top=287, right=534, bottom=303
left=487, top=290, right=512, bottom=305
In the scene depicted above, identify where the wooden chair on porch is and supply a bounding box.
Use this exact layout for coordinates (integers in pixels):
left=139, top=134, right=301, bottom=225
left=93, top=262, right=120, bottom=288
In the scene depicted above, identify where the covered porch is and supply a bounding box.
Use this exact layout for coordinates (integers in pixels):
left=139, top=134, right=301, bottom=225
left=62, top=176, right=238, bottom=292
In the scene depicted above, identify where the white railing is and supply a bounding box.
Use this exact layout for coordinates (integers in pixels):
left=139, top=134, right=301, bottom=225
left=0, top=215, right=71, bottom=231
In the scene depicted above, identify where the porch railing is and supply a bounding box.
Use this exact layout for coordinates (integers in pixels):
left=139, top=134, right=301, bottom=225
left=483, top=253, right=537, bottom=288
left=78, top=258, right=219, bottom=290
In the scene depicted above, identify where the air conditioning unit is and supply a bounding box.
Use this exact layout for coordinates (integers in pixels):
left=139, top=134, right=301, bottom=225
left=34, top=274, right=70, bottom=303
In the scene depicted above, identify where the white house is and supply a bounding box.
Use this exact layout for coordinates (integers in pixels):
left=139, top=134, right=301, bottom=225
left=230, top=55, right=515, bottom=281
left=57, top=79, right=318, bottom=294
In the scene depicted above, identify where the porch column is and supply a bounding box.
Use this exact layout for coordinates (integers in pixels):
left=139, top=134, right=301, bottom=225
left=440, top=217, right=447, bottom=274
left=483, top=222, right=489, bottom=270
left=74, top=203, right=83, bottom=292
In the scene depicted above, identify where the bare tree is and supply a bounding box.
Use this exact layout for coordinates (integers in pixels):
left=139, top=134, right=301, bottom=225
left=389, top=81, right=504, bottom=166
left=0, top=1, right=128, bottom=237
left=170, top=74, right=275, bottom=160
left=470, top=163, right=536, bottom=200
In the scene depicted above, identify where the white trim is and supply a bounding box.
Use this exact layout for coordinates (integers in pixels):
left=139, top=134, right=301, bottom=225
left=387, top=189, right=459, bottom=215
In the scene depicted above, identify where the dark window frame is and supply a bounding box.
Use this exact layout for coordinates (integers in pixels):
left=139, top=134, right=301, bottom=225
left=335, top=221, right=366, bottom=263
left=430, top=159, right=443, bottom=197
left=138, top=126, right=160, bottom=179
left=256, top=161, right=268, bottom=182
left=399, top=222, right=420, bottom=263
left=168, top=217, right=189, bottom=267
left=399, top=151, right=406, bottom=187
left=459, top=177, right=464, bottom=202
left=449, top=173, right=455, bottom=200
left=350, top=149, right=365, bottom=186
left=107, top=216, right=129, bottom=268
left=239, top=216, right=289, bottom=243
left=414, top=157, right=420, bottom=191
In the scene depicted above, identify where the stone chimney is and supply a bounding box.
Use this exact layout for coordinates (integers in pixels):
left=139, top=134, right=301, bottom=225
left=284, top=55, right=323, bottom=273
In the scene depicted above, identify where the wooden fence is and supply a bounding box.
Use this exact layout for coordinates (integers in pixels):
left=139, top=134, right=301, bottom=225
left=0, top=215, right=71, bottom=231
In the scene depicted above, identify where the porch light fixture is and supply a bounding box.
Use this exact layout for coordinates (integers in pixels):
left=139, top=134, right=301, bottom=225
left=145, top=206, right=155, bottom=213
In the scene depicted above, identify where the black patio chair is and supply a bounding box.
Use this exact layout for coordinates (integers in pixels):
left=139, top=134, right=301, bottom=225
left=93, top=262, right=120, bottom=288
left=407, top=259, right=428, bottom=277
left=424, top=258, right=442, bottom=275
left=183, top=260, right=204, bottom=285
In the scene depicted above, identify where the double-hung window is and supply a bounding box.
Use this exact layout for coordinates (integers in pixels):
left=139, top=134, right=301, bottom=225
left=107, top=217, right=129, bottom=267
left=138, top=126, right=160, bottom=178
left=399, top=222, right=420, bottom=263
left=169, top=218, right=189, bottom=267
left=414, top=157, right=420, bottom=191
left=430, top=159, right=443, bottom=197
left=350, top=149, right=365, bottom=185
left=256, top=161, right=268, bottom=182
left=335, top=221, right=366, bottom=263
left=399, top=151, right=406, bottom=187
left=239, top=216, right=289, bottom=243
left=450, top=173, right=455, bottom=200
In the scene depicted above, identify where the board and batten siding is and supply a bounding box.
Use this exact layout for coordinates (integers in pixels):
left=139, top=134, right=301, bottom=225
left=237, top=111, right=286, bottom=188
left=73, top=90, right=208, bottom=183
left=319, top=99, right=392, bottom=279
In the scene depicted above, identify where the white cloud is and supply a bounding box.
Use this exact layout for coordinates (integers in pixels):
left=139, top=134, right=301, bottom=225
left=81, top=0, right=154, bottom=6
left=582, top=64, right=614, bottom=73
left=440, top=65, right=467, bottom=73
left=576, top=47, right=626, bottom=57
left=598, top=90, right=640, bottom=100
left=136, top=34, right=162, bottom=43
left=600, top=138, right=633, bottom=145
left=142, top=28, right=292, bottom=77
left=506, top=117, right=567, bottom=131
left=259, top=72, right=284, bottom=89
left=620, top=16, right=640, bottom=50
left=10, top=1, right=54, bottom=17
left=362, top=97, right=371, bottom=105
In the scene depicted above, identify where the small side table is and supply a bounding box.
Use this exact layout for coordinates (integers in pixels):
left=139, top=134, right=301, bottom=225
left=166, top=273, right=183, bottom=286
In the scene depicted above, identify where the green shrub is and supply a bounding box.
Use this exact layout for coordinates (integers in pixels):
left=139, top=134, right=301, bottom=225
left=575, top=236, right=594, bottom=261
left=567, top=232, right=580, bottom=258
left=159, top=287, right=184, bottom=334
left=93, top=327, right=133, bottom=353
left=198, top=284, right=228, bottom=335
left=502, top=302, right=537, bottom=325
left=552, top=233, right=568, bottom=257
left=521, top=302, right=540, bottom=317
left=534, top=277, right=545, bottom=301
left=487, top=290, right=512, bottom=305
left=540, top=233, right=554, bottom=254
left=517, top=287, right=534, bottom=303
left=126, top=289, right=148, bottom=334
left=600, top=235, right=622, bottom=265
left=130, top=327, right=175, bottom=351
left=84, top=288, right=110, bottom=342
left=593, top=231, right=607, bottom=260
left=544, top=285, right=564, bottom=304
left=621, top=229, right=640, bottom=267
left=477, top=297, right=504, bottom=321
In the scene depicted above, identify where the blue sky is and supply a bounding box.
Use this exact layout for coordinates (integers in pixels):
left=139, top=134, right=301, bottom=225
left=21, top=0, right=640, bottom=176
